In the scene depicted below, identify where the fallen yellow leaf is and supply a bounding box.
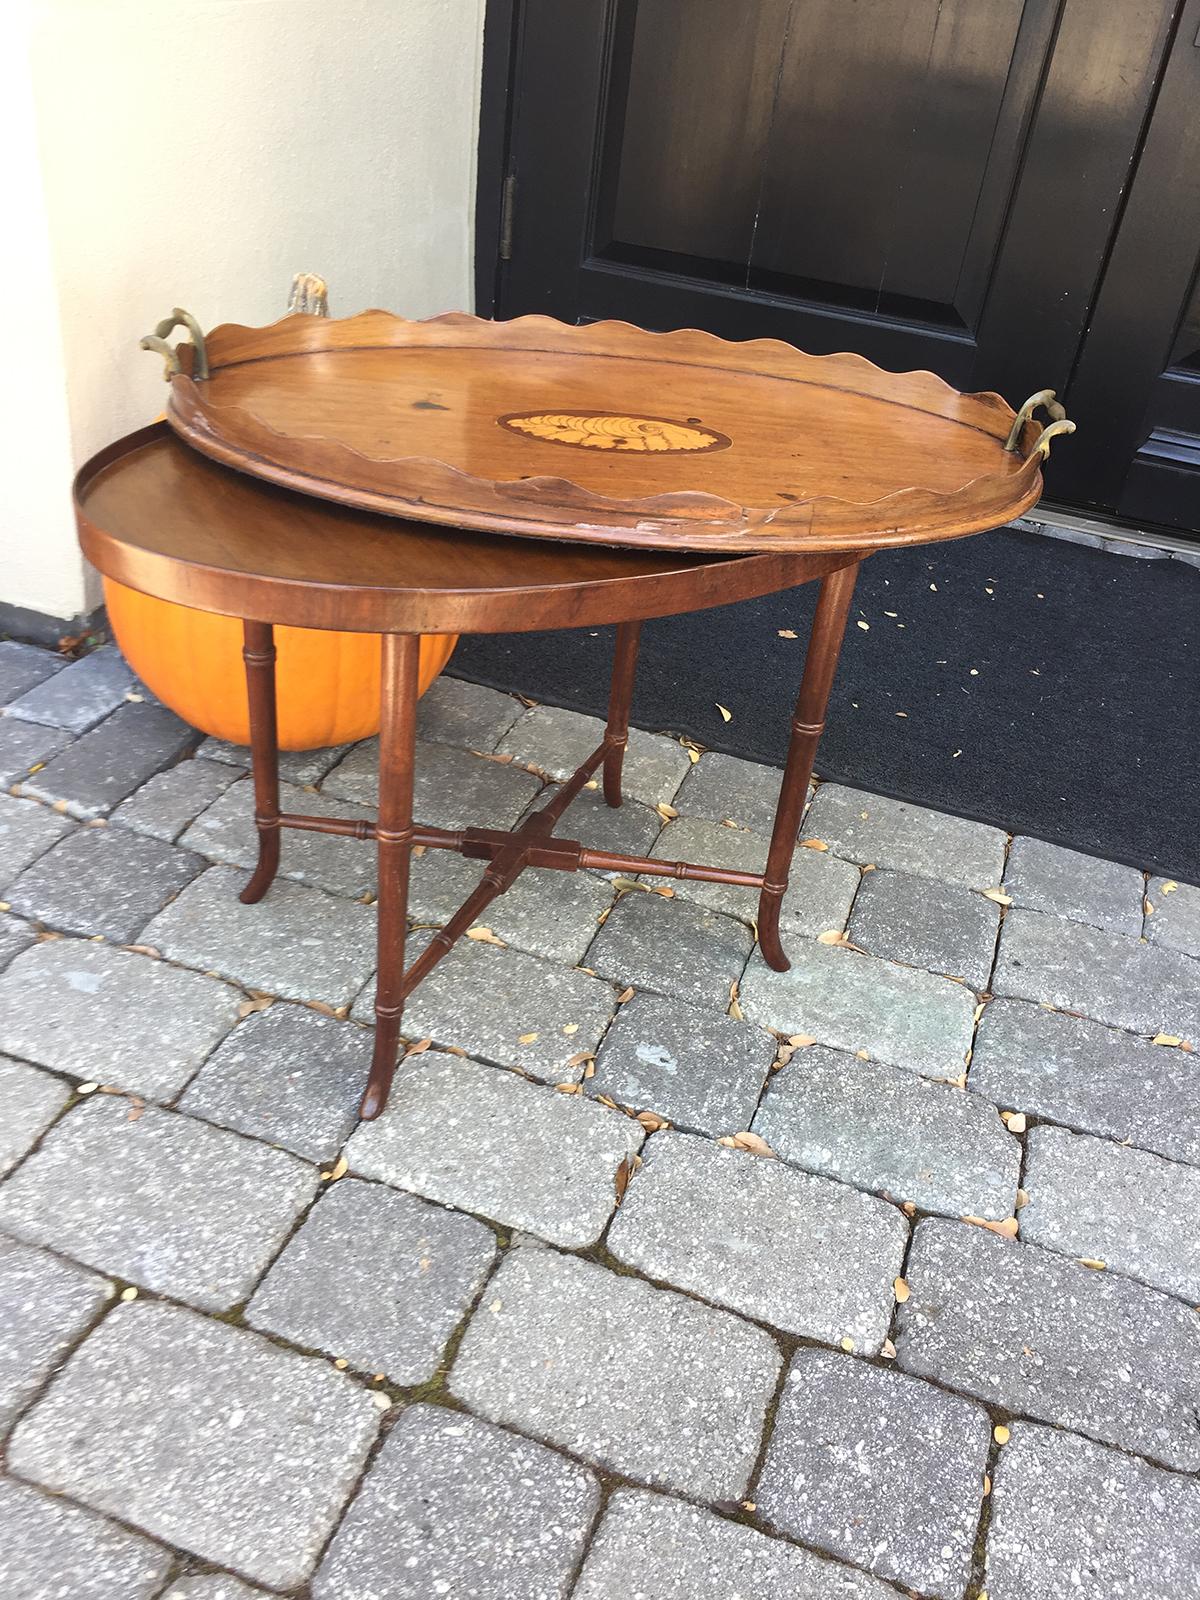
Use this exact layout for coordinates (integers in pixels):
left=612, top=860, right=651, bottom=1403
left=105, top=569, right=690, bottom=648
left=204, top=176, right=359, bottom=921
left=981, top=887, right=1013, bottom=906
left=716, top=703, right=733, bottom=722
left=777, top=629, right=798, bottom=639
left=800, top=838, right=829, bottom=852
left=517, top=1032, right=539, bottom=1045
left=727, top=1130, right=776, bottom=1158
left=993, top=1424, right=1011, bottom=1445
left=465, top=926, right=506, bottom=945
left=893, top=1277, right=910, bottom=1303
left=1152, top=1033, right=1182, bottom=1047
left=963, top=1214, right=1020, bottom=1237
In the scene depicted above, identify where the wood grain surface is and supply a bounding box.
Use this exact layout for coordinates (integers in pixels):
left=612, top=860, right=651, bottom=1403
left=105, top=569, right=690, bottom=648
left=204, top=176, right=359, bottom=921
left=75, top=425, right=850, bottom=635
left=160, top=311, right=1048, bottom=551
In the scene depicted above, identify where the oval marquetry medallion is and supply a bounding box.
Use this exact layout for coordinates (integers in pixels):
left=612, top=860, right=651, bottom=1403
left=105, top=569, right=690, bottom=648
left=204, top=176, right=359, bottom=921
left=497, top=410, right=731, bottom=454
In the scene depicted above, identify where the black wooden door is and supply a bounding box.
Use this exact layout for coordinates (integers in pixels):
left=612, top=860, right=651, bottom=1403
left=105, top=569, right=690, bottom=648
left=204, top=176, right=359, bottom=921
left=485, top=0, right=1197, bottom=528
left=1051, top=0, right=1200, bottom=529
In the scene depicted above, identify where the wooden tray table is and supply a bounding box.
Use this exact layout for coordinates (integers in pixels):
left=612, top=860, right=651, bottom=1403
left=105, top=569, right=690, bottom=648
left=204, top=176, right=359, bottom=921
left=77, top=313, right=1074, bottom=1118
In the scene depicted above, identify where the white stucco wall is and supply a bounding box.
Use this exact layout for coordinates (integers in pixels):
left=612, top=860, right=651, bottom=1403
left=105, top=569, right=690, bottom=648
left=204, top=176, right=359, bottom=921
left=0, top=0, right=485, bottom=625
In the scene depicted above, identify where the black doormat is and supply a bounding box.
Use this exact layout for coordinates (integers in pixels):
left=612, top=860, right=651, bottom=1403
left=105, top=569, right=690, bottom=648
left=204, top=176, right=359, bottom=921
left=449, top=524, right=1200, bottom=883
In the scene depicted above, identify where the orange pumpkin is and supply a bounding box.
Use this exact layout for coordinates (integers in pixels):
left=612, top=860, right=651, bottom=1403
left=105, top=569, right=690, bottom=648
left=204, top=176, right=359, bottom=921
left=105, top=578, right=457, bottom=750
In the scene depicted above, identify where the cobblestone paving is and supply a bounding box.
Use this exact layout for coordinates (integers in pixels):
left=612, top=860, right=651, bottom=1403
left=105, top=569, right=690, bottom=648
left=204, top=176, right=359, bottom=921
left=1, top=651, right=1199, bottom=1597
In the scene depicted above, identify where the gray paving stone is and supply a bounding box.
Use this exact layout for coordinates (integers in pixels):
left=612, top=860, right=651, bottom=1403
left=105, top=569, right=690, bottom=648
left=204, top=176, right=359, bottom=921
left=180, top=1003, right=370, bottom=1160
left=756, top=1349, right=990, bottom=1600
left=409, top=847, right=613, bottom=965
left=1146, top=874, right=1200, bottom=959
left=896, top=1218, right=1200, bottom=1471
left=585, top=892, right=753, bottom=1011
left=755, top=1044, right=1020, bottom=1219
left=985, top=1423, right=1200, bottom=1600
left=0, top=793, right=74, bottom=886
left=609, top=1130, right=907, bottom=1351
left=0, top=639, right=65, bottom=703
left=550, top=783, right=664, bottom=873
left=673, top=749, right=794, bottom=838
left=112, top=757, right=240, bottom=841
left=144, top=865, right=377, bottom=1005
left=993, top=907, right=1200, bottom=1037
left=591, top=991, right=775, bottom=1134
left=574, top=1487, right=903, bottom=1600
left=349, top=1053, right=642, bottom=1247
left=4, top=645, right=133, bottom=732
left=0, top=911, right=36, bottom=969
left=969, top=996, right=1200, bottom=1166
left=8, top=1300, right=380, bottom=1589
left=181, top=776, right=377, bottom=897
left=0, top=1476, right=171, bottom=1600
left=499, top=703, right=691, bottom=806
left=450, top=1246, right=780, bottom=1501
left=0, top=1096, right=318, bottom=1310
left=804, top=782, right=1007, bottom=888
left=0, top=940, right=240, bottom=1100
left=162, top=1579, right=268, bottom=1600
left=739, top=942, right=977, bottom=1080
left=0, top=1056, right=70, bottom=1177
left=5, top=825, right=203, bottom=943
left=353, top=935, right=617, bottom=1083
left=0, top=1237, right=112, bottom=1434
left=0, top=718, right=73, bottom=787
left=197, top=734, right=348, bottom=785
left=416, top=673, right=523, bottom=750
left=847, top=867, right=999, bottom=989
left=1003, top=834, right=1144, bottom=936
left=489, top=866, right=617, bottom=966
left=20, top=702, right=199, bottom=819
left=323, top=735, right=541, bottom=827
left=248, top=1178, right=496, bottom=1382
left=314, top=1402, right=599, bottom=1600
left=644, top=815, right=860, bottom=934
left=1021, top=1124, right=1200, bottom=1300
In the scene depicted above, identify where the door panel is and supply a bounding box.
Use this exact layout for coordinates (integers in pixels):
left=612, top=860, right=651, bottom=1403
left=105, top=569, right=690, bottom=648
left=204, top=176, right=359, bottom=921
left=1055, top=0, right=1200, bottom=527
left=491, top=0, right=1194, bottom=526
left=750, top=0, right=1030, bottom=318
left=604, top=0, right=791, bottom=269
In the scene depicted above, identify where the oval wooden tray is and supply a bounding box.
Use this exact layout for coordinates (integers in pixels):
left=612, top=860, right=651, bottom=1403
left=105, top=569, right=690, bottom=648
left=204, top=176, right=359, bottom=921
left=150, top=310, right=1069, bottom=554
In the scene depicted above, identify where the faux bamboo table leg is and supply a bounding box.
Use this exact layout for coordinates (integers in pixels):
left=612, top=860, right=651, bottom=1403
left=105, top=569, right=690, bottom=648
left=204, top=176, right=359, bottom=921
left=240, top=620, right=282, bottom=904
left=603, top=621, right=642, bottom=807
left=360, top=632, right=421, bottom=1121
left=758, top=561, right=860, bottom=970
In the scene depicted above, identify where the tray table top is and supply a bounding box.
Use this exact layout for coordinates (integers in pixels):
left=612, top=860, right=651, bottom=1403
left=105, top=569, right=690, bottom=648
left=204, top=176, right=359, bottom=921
left=152, top=311, right=1059, bottom=553
left=75, top=426, right=840, bottom=635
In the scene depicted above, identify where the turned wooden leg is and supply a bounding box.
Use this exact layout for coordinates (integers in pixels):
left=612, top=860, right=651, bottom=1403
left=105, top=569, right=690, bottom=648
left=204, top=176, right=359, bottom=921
left=758, top=561, right=860, bottom=971
left=359, top=632, right=421, bottom=1121
left=603, top=621, right=642, bottom=808
left=240, top=620, right=281, bottom=904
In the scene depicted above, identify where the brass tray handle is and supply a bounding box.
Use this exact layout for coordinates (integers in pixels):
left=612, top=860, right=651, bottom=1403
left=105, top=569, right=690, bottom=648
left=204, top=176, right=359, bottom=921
left=139, top=308, right=209, bottom=381
left=1005, top=387, right=1076, bottom=457
left=1029, top=417, right=1076, bottom=459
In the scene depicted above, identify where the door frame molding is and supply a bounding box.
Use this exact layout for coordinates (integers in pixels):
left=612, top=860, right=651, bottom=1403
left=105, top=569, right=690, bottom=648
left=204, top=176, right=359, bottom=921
left=475, top=0, right=521, bottom=316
